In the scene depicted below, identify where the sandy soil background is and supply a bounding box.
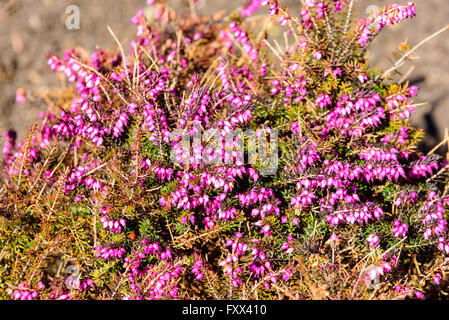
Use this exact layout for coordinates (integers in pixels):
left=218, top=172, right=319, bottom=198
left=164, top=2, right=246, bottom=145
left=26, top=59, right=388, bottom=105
left=0, top=0, right=448, bottom=155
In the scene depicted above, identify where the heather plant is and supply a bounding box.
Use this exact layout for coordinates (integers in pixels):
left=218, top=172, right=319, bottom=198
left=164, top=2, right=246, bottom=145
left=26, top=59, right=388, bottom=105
left=1, top=0, right=449, bottom=300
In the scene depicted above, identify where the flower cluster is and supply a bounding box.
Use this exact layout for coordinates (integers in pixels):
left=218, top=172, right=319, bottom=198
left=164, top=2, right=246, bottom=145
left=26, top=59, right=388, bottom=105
left=357, top=2, right=416, bottom=47
left=392, top=220, right=408, bottom=239
left=367, top=234, right=380, bottom=248
left=2, top=130, right=16, bottom=166
left=241, top=0, right=262, bottom=18
left=94, top=244, right=127, bottom=260
left=123, top=240, right=182, bottom=300
left=1, top=0, right=448, bottom=300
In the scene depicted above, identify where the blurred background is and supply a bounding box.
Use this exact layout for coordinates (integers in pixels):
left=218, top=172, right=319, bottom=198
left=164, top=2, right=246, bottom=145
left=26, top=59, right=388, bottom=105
left=0, top=0, right=448, bottom=155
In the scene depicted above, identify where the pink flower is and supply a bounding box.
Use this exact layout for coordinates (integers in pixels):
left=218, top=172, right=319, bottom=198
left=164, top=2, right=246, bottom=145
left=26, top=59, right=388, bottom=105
left=367, top=234, right=379, bottom=248
left=241, top=0, right=262, bottom=18
left=358, top=73, right=368, bottom=83
left=392, top=220, right=408, bottom=238
left=415, top=291, right=424, bottom=299
left=329, top=233, right=339, bottom=241
left=433, top=273, right=442, bottom=285
left=313, top=51, right=323, bottom=60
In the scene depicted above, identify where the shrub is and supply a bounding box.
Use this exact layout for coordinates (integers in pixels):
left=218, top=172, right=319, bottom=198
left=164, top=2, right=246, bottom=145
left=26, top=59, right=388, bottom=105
left=1, top=0, right=448, bottom=300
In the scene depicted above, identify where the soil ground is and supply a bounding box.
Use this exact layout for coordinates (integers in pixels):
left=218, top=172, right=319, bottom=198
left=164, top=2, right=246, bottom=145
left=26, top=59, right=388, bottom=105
left=0, top=0, right=448, bottom=155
